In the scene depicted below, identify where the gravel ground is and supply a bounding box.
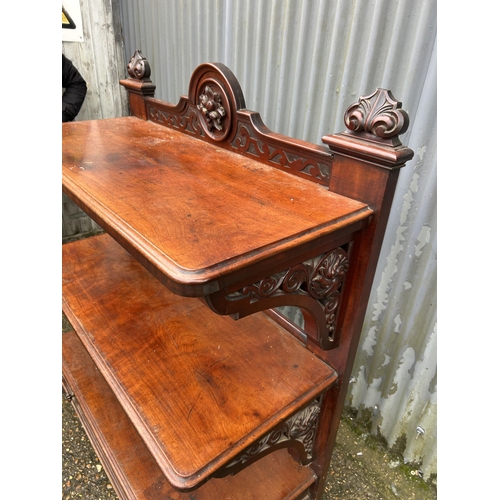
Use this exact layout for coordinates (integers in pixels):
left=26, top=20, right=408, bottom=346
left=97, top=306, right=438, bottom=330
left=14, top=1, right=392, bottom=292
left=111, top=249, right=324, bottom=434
left=62, top=395, right=118, bottom=500
left=62, top=316, right=436, bottom=500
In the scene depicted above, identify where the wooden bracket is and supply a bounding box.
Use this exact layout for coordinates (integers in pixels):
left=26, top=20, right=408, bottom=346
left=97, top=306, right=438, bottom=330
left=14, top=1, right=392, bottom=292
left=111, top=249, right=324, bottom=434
left=214, top=397, right=323, bottom=478
left=205, top=246, right=350, bottom=350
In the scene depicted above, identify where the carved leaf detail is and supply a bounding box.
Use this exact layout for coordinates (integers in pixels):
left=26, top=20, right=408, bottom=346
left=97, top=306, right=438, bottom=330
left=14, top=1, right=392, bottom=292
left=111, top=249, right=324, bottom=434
left=235, top=272, right=285, bottom=302
left=309, top=250, right=349, bottom=299
left=220, top=398, right=322, bottom=474
left=223, top=248, right=349, bottom=347
left=127, top=49, right=151, bottom=81
left=282, top=266, right=309, bottom=293
left=344, top=88, right=409, bottom=139
left=323, top=294, right=341, bottom=334
left=289, top=401, right=322, bottom=455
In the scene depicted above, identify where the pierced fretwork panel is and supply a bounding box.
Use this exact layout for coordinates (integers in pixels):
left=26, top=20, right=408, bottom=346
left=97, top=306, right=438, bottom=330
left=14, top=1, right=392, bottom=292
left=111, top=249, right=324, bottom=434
left=148, top=102, right=205, bottom=137
left=206, top=246, right=350, bottom=349
left=231, top=122, right=331, bottom=185
left=214, top=397, right=322, bottom=478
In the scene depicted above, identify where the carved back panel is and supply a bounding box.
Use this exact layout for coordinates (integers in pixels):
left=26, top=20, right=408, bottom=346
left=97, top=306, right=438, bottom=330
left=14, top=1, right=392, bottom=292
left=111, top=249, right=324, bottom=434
left=122, top=50, right=333, bottom=187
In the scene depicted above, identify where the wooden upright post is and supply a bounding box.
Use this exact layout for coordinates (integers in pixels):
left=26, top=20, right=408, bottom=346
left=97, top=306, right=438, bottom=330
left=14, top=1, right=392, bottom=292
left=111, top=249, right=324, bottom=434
left=119, top=49, right=156, bottom=120
left=309, top=89, right=414, bottom=498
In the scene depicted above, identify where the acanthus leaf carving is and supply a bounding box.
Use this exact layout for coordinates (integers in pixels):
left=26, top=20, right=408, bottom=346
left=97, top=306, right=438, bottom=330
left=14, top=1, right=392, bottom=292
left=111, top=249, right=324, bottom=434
left=126, top=49, right=151, bottom=81
left=309, top=250, right=349, bottom=299
left=344, top=88, right=409, bottom=141
left=215, top=397, right=322, bottom=477
left=214, top=247, right=349, bottom=349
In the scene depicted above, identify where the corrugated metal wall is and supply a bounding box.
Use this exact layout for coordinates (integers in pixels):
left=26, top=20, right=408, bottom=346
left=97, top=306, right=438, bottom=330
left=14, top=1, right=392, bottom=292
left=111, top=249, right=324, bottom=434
left=98, top=0, right=437, bottom=479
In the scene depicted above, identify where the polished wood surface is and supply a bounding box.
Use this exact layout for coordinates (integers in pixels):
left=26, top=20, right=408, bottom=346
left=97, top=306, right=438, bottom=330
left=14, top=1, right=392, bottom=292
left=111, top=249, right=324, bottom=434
left=63, top=330, right=317, bottom=500
left=62, top=52, right=415, bottom=499
left=62, top=116, right=371, bottom=296
left=123, top=57, right=334, bottom=188
left=62, top=234, right=337, bottom=490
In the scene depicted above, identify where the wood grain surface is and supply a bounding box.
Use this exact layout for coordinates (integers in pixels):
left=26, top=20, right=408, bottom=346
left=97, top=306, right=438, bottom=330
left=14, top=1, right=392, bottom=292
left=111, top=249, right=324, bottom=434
left=63, top=234, right=337, bottom=490
left=63, top=330, right=317, bottom=500
left=62, top=117, right=372, bottom=296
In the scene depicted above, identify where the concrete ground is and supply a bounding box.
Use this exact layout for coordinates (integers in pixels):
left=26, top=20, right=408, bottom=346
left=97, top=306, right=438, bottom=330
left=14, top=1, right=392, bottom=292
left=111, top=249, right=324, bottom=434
left=62, top=316, right=436, bottom=500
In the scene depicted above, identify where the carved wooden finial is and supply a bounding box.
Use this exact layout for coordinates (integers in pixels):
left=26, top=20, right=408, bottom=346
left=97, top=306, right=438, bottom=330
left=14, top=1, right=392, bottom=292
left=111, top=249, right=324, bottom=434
left=344, top=88, right=409, bottom=144
left=322, top=88, right=413, bottom=168
left=120, top=50, right=156, bottom=118
left=127, top=49, right=152, bottom=81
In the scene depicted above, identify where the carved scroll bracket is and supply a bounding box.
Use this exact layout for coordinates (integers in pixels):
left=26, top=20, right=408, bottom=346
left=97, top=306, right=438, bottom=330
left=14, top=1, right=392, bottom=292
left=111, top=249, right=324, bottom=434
left=205, top=247, right=350, bottom=350
left=214, top=397, right=322, bottom=478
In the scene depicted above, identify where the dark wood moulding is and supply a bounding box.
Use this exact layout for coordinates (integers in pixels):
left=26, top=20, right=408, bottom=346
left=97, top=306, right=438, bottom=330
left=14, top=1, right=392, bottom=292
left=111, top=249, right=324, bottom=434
left=62, top=49, right=414, bottom=499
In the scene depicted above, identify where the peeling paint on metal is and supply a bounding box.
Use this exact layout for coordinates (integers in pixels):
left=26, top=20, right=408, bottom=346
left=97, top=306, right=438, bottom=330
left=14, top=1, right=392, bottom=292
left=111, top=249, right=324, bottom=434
left=382, top=354, right=391, bottom=367
left=415, top=226, right=431, bottom=257
left=371, top=171, right=420, bottom=322
left=394, top=314, right=402, bottom=333
left=417, top=145, right=427, bottom=162
left=361, top=326, right=378, bottom=356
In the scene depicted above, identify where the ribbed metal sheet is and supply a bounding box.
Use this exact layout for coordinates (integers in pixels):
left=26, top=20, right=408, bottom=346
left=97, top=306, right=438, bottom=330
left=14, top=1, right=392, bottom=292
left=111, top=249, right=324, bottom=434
left=119, top=0, right=437, bottom=479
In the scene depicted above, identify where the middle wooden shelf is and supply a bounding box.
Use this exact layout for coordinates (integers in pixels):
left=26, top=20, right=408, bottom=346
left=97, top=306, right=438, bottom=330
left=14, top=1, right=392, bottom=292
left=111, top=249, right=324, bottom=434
left=62, top=233, right=339, bottom=491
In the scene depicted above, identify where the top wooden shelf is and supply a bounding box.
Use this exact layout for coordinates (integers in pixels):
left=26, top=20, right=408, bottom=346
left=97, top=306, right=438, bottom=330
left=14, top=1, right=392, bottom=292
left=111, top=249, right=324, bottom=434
left=63, top=116, right=372, bottom=297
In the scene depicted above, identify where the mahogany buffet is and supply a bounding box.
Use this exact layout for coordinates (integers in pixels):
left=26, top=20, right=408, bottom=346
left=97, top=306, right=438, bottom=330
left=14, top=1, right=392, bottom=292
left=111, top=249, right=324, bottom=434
left=62, top=50, right=414, bottom=499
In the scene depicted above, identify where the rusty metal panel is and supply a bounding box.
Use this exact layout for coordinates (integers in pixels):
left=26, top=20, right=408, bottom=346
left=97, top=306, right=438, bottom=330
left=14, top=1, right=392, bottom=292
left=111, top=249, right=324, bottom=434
left=117, top=0, right=437, bottom=479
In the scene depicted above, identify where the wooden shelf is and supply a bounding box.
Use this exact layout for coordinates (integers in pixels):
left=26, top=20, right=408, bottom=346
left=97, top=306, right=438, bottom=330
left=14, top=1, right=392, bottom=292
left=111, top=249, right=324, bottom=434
left=62, top=116, right=372, bottom=296
left=63, top=234, right=338, bottom=490
left=62, top=53, right=414, bottom=499
left=63, top=329, right=317, bottom=500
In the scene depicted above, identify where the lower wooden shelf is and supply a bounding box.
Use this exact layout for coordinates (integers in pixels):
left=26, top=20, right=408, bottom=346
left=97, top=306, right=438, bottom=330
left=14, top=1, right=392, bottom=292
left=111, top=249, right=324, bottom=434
left=62, top=234, right=338, bottom=492
left=63, top=329, right=317, bottom=500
